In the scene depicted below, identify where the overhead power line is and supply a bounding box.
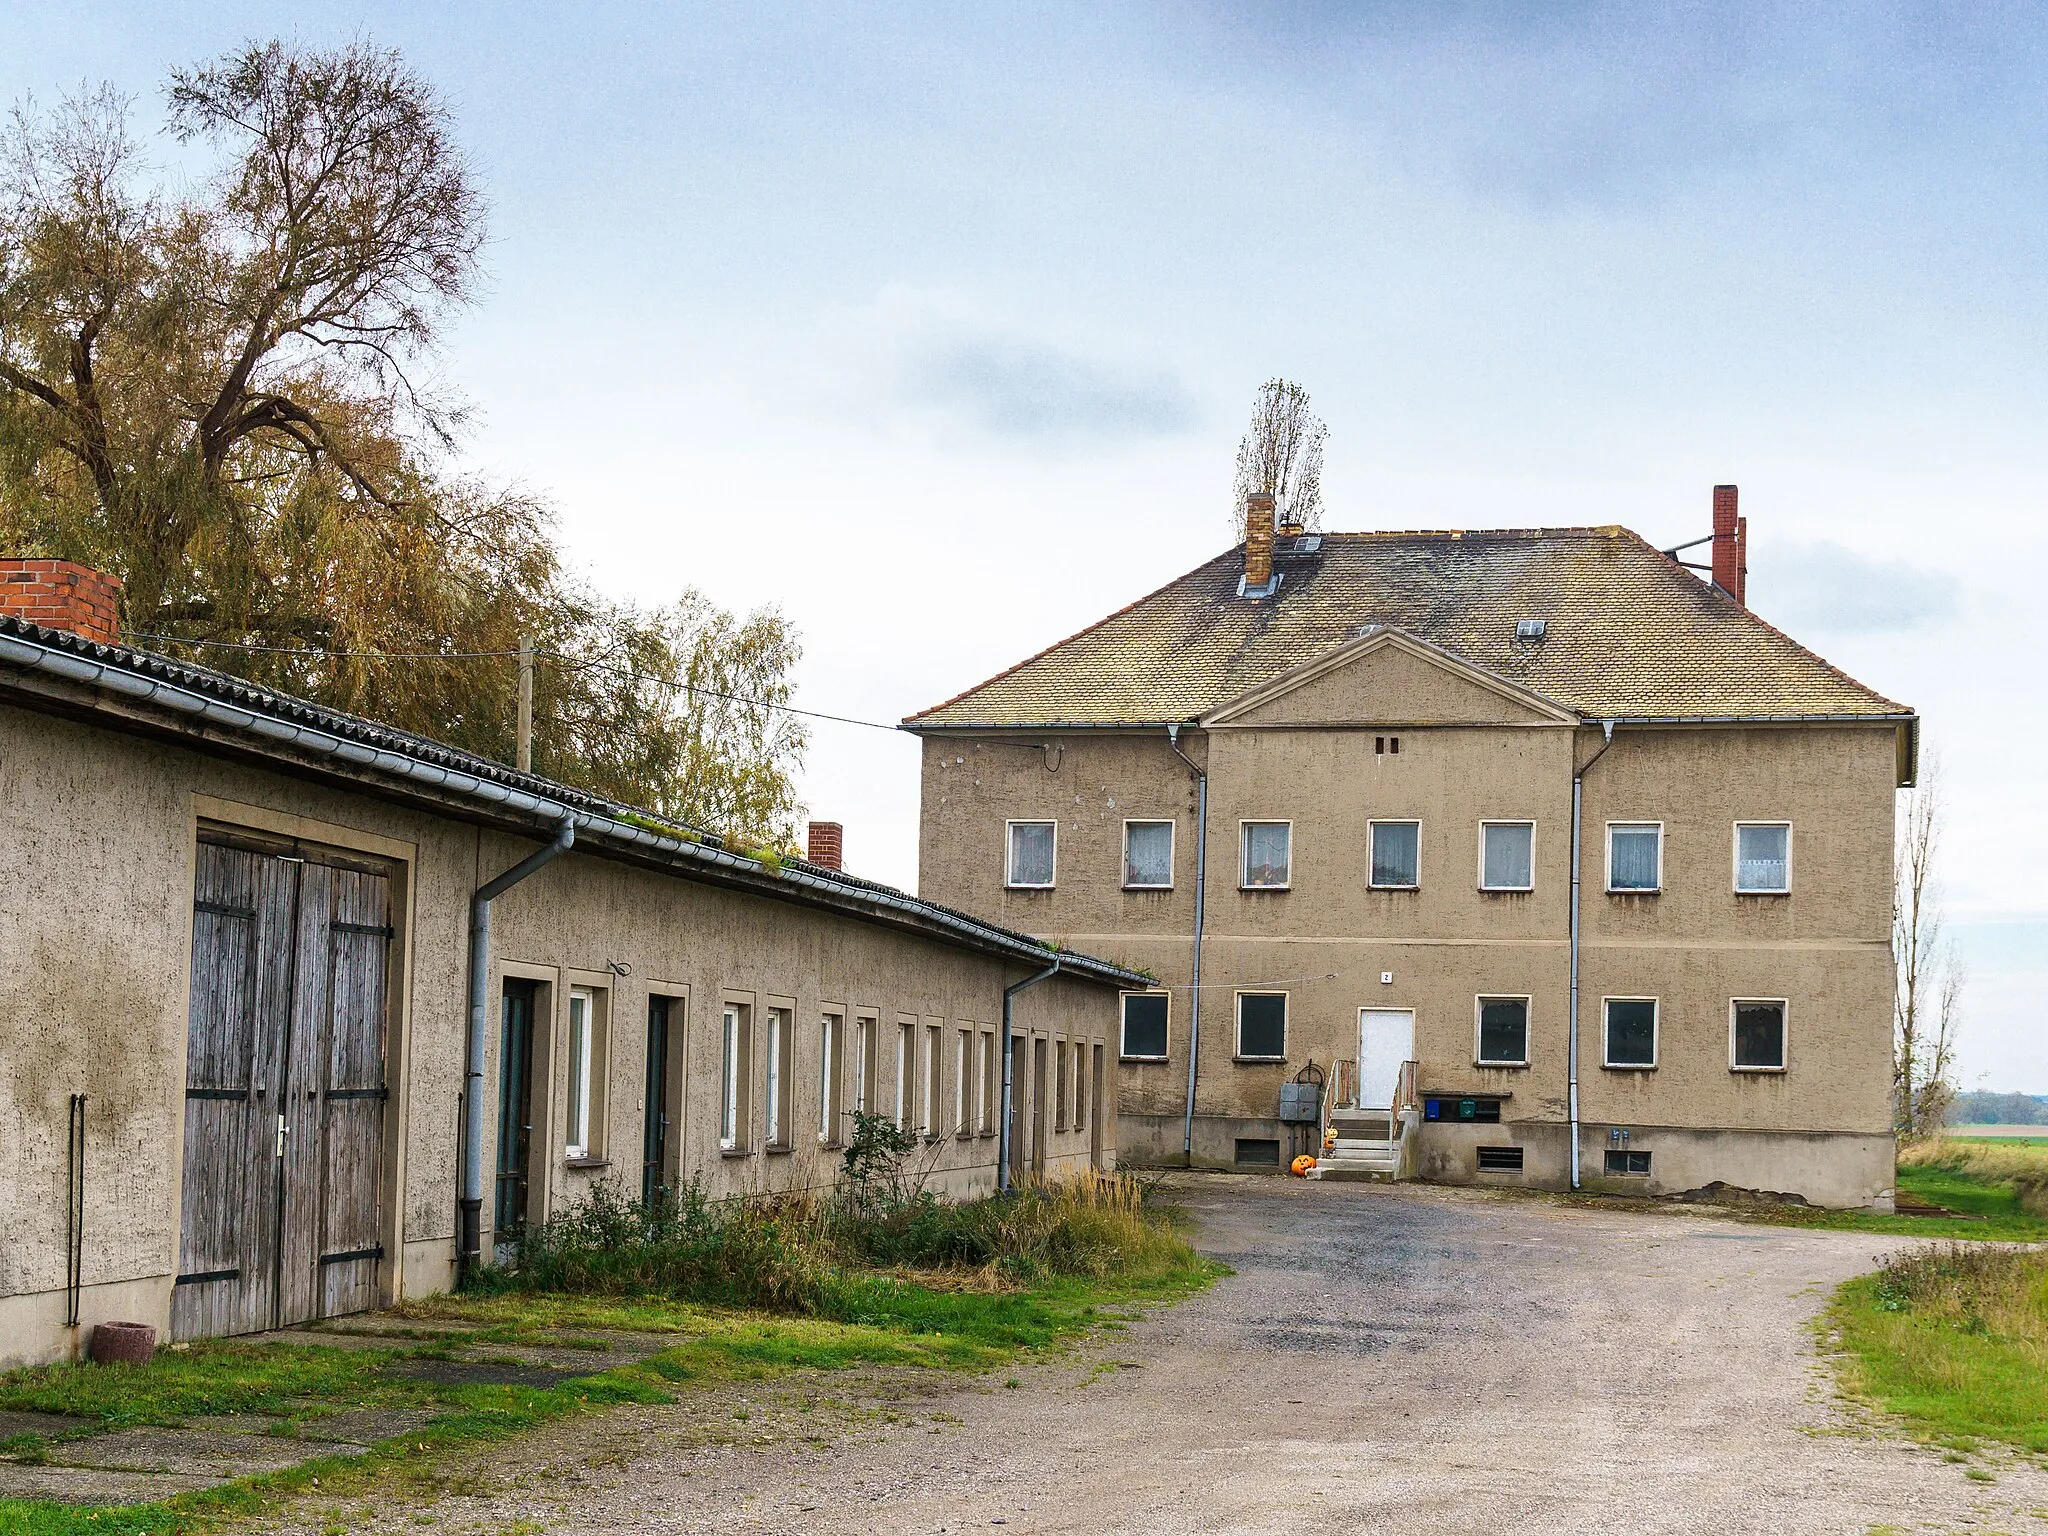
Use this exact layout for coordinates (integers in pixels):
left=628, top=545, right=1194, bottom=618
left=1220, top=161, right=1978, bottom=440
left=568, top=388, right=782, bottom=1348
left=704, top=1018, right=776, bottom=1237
left=127, top=631, right=906, bottom=734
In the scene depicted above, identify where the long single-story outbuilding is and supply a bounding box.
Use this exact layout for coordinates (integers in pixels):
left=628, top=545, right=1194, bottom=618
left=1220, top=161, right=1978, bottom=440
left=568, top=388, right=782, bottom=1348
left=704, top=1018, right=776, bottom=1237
left=0, top=563, right=1143, bottom=1367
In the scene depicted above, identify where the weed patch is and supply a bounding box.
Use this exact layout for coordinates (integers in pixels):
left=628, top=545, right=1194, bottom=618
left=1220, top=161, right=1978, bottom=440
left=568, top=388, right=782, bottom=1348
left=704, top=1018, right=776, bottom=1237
left=1829, top=1245, right=2048, bottom=1452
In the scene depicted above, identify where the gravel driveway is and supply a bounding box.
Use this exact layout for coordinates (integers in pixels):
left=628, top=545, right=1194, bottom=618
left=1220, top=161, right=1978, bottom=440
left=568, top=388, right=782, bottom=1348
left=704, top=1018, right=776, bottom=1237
left=298, top=1177, right=2048, bottom=1534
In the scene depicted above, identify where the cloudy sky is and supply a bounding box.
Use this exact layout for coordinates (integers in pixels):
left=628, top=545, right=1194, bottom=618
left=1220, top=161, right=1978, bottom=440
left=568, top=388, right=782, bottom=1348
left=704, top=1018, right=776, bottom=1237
left=14, top=2, right=2046, bottom=1086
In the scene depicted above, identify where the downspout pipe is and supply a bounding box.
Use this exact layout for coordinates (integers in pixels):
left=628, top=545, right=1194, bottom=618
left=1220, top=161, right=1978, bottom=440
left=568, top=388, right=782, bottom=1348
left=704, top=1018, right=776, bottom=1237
left=1167, top=723, right=1207, bottom=1167
left=999, top=957, right=1062, bottom=1194
left=1568, top=720, right=1616, bottom=1190
left=459, top=814, right=576, bottom=1277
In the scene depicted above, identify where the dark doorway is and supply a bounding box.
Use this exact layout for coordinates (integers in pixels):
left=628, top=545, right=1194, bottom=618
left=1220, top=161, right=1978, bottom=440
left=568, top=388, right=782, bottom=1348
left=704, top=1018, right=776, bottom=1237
left=495, top=979, right=538, bottom=1246
left=643, top=995, right=673, bottom=1208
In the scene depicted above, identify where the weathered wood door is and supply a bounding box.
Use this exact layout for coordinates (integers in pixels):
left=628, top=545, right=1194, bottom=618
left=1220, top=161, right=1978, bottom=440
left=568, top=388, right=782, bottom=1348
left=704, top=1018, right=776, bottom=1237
left=172, top=838, right=392, bottom=1340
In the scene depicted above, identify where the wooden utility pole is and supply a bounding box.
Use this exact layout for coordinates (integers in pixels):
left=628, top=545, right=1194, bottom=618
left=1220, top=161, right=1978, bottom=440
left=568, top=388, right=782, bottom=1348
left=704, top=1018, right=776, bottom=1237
left=516, top=637, right=534, bottom=773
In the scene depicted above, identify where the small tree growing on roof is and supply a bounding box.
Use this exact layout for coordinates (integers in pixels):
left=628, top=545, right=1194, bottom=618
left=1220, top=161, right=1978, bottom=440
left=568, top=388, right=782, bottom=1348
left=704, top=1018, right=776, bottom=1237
left=1230, top=378, right=1327, bottom=540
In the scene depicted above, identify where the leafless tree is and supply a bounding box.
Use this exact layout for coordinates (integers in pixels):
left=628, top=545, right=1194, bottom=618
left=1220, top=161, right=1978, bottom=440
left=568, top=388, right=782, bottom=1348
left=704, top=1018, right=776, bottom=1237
left=1231, top=378, right=1326, bottom=539
left=1895, top=748, right=1964, bottom=1139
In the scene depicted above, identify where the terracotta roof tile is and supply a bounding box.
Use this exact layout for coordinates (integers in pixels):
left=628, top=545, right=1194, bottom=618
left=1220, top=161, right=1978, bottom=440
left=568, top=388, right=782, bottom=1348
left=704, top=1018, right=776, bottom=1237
left=907, top=527, right=1909, bottom=727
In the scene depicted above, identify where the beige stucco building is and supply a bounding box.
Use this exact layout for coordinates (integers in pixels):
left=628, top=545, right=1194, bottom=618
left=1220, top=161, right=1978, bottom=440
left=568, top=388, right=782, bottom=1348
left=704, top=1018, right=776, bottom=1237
left=908, top=488, right=1913, bottom=1209
left=0, top=568, right=1135, bottom=1368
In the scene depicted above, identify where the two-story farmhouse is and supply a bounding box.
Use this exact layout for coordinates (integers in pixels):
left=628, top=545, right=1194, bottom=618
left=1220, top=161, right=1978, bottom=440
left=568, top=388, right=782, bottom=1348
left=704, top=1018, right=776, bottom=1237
left=908, top=487, right=1915, bottom=1209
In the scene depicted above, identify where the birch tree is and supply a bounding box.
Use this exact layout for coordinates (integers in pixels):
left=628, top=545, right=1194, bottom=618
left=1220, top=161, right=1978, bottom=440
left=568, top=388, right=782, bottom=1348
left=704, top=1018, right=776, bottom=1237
left=1895, top=749, right=1963, bottom=1139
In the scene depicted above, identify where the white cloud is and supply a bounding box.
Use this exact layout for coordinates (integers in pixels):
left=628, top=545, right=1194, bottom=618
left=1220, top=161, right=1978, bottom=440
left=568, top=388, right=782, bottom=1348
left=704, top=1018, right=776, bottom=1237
left=1748, top=540, right=1960, bottom=633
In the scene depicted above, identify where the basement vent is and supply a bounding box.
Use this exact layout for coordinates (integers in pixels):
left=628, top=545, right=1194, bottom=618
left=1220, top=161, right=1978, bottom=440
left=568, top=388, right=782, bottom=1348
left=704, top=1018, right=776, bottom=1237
left=1476, top=1146, right=1524, bottom=1172
left=1516, top=619, right=1548, bottom=641
left=1234, top=1137, right=1281, bottom=1166
left=1604, top=1149, right=1652, bottom=1175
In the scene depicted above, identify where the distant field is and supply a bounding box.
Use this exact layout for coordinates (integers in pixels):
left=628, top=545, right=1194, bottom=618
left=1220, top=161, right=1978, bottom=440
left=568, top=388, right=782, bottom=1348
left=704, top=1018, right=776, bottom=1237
left=1946, top=1125, right=2048, bottom=1141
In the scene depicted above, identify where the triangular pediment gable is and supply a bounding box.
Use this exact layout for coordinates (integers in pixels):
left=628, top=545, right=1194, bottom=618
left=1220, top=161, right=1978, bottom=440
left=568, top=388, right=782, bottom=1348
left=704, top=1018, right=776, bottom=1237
left=1201, top=628, right=1580, bottom=728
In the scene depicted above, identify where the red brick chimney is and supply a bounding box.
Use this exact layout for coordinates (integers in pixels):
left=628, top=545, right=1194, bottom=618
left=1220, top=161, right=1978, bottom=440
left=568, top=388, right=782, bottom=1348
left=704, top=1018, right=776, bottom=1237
left=0, top=560, right=122, bottom=644
left=806, top=820, right=843, bottom=871
left=1244, top=491, right=1276, bottom=590
left=1710, top=485, right=1747, bottom=606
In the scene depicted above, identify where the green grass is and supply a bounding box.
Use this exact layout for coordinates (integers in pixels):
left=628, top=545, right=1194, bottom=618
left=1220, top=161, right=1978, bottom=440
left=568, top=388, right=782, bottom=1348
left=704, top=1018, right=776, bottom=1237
left=1728, top=1163, right=2048, bottom=1245
left=1829, top=1245, right=2048, bottom=1453
left=0, top=1201, right=1217, bottom=1536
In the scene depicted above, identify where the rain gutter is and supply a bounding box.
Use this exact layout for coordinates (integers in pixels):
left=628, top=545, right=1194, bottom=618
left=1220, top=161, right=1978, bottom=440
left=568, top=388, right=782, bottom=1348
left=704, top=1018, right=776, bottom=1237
left=1167, top=723, right=1208, bottom=1166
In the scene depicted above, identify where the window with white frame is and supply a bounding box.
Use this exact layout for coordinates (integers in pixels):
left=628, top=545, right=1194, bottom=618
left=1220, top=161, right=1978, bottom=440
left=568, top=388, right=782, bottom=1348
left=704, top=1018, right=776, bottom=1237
left=1369, top=820, right=1421, bottom=889
left=1480, top=821, right=1535, bottom=891
left=955, top=1027, right=972, bottom=1135
left=1236, top=992, right=1287, bottom=1059
left=1241, top=821, right=1291, bottom=888
left=1476, top=997, right=1529, bottom=1066
left=979, top=1029, right=997, bottom=1134
left=896, top=1020, right=914, bottom=1128
left=1123, top=820, right=1174, bottom=888
left=818, top=1011, right=843, bottom=1144
left=1054, top=1037, right=1069, bottom=1130
left=763, top=1007, right=791, bottom=1149
left=853, top=1016, right=876, bottom=1114
left=924, top=1022, right=942, bottom=1136
left=1607, top=823, right=1663, bottom=892
left=719, top=1003, right=751, bottom=1150
left=1073, top=1040, right=1089, bottom=1133
left=1734, top=823, right=1791, bottom=894
left=1732, top=999, right=1787, bottom=1071
left=1006, top=821, right=1056, bottom=888
left=565, top=986, right=601, bottom=1160
left=1121, top=992, right=1168, bottom=1059
left=1603, top=998, right=1657, bottom=1068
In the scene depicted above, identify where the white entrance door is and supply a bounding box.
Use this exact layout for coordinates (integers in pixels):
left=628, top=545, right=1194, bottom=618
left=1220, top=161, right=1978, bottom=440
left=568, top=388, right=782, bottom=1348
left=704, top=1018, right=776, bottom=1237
left=1357, top=1009, right=1415, bottom=1111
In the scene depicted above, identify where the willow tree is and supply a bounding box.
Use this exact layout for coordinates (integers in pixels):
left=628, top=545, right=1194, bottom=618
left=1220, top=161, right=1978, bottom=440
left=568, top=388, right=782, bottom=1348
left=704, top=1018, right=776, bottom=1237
left=0, top=42, right=804, bottom=846
left=1230, top=378, right=1327, bottom=539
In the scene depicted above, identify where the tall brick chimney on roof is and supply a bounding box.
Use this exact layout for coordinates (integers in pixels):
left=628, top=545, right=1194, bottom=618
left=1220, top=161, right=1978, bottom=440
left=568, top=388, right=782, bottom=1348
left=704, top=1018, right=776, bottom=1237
left=0, top=559, right=122, bottom=644
left=807, top=821, right=843, bottom=872
left=1710, top=485, right=1747, bottom=606
left=1243, top=491, right=1276, bottom=589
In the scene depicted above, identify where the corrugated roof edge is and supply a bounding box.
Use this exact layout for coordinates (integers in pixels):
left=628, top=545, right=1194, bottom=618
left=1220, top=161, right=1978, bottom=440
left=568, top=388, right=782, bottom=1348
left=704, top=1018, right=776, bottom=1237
left=0, top=616, right=1149, bottom=991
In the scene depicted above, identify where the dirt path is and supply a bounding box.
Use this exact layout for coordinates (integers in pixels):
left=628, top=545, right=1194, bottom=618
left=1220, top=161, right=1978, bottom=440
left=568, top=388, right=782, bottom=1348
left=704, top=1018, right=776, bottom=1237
left=280, top=1178, right=2048, bottom=1534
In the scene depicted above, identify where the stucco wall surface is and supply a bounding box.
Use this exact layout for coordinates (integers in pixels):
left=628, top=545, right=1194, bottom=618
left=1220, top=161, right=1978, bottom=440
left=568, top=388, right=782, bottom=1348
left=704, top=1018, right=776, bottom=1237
left=0, top=699, right=1119, bottom=1367
left=915, top=712, right=1899, bottom=1206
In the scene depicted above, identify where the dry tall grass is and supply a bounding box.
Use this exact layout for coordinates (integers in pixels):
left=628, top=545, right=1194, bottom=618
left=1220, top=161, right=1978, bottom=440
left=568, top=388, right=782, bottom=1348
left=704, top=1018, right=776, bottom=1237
left=491, top=1172, right=1199, bottom=1315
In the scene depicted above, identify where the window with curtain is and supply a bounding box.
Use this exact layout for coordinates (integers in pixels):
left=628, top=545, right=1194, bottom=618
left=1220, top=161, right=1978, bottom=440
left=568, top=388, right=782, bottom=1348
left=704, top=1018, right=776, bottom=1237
left=1481, top=822, right=1534, bottom=890
left=1607, top=824, right=1663, bottom=891
left=1370, top=820, right=1420, bottom=888
left=1007, top=821, right=1056, bottom=887
left=1123, top=820, right=1174, bottom=888
left=1735, top=823, right=1791, bottom=893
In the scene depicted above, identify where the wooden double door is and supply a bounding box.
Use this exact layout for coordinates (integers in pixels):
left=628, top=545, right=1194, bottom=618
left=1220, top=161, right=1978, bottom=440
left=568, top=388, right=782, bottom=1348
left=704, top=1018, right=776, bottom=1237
left=171, top=836, right=393, bottom=1340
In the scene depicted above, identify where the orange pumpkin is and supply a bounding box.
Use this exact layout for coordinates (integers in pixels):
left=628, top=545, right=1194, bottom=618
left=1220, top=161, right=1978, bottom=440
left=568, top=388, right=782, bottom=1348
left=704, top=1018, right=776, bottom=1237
left=1290, top=1153, right=1317, bottom=1177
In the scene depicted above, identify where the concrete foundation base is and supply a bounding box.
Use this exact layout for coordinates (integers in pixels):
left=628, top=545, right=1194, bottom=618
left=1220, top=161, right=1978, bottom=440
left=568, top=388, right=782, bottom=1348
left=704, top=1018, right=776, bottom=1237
left=1122, top=1113, right=1897, bottom=1211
